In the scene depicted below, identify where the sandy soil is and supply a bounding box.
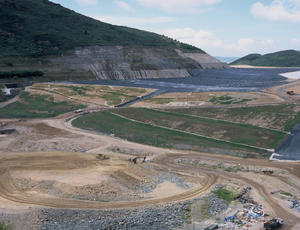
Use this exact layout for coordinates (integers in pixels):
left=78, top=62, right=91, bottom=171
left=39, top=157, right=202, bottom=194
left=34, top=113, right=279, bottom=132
left=265, top=79, right=300, bottom=103
left=145, top=181, right=186, bottom=199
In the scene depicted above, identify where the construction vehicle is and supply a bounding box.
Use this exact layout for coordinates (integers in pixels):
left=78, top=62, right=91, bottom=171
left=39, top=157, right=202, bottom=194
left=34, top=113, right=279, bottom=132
left=264, top=218, right=283, bottom=230
left=286, top=91, right=295, bottom=96
left=75, top=109, right=84, bottom=113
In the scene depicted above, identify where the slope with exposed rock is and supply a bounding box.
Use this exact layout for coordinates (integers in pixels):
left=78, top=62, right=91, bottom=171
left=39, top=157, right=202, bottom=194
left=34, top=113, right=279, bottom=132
left=0, top=0, right=227, bottom=81
left=52, top=46, right=228, bottom=80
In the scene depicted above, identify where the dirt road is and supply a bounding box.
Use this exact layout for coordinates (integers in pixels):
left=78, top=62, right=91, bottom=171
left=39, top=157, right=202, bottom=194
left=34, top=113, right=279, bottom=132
left=0, top=151, right=216, bottom=209
left=157, top=153, right=300, bottom=229
left=0, top=111, right=300, bottom=229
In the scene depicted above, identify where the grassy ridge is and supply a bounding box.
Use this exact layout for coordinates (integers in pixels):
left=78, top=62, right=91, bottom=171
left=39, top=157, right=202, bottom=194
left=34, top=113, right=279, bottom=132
left=72, top=110, right=269, bottom=158
left=165, top=105, right=300, bottom=132
left=0, top=0, right=201, bottom=57
left=0, top=92, right=85, bottom=118
left=231, top=50, right=300, bottom=67
left=112, top=108, right=286, bottom=149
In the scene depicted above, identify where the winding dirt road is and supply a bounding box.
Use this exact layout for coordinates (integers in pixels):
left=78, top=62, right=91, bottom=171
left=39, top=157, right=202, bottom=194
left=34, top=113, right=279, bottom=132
left=157, top=153, right=300, bottom=229
left=0, top=112, right=300, bottom=229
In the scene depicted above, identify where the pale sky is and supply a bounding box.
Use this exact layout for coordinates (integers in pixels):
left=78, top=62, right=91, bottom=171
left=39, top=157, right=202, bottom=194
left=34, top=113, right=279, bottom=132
left=51, top=0, right=300, bottom=57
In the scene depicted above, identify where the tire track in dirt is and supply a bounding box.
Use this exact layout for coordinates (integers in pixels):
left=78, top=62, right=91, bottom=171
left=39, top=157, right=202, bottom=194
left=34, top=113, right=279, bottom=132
left=157, top=153, right=300, bottom=229
left=0, top=153, right=217, bottom=209
left=1, top=111, right=299, bottom=229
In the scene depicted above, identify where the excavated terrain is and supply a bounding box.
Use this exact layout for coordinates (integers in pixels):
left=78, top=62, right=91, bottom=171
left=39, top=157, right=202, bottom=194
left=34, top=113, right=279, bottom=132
left=0, top=80, right=300, bottom=230
left=51, top=46, right=227, bottom=80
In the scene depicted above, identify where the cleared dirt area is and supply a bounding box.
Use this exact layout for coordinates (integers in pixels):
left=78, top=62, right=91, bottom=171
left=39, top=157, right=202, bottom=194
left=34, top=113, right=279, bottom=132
left=0, top=113, right=299, bottom=229
left=132, top=91, right=283, bottom=108
left=1, top=81, right=300, bottom=229
left=0, top=151, right=201, bottom=207
left=159, top=153, right=300, bottom=229
left=265, top=79, right=300, bottom=103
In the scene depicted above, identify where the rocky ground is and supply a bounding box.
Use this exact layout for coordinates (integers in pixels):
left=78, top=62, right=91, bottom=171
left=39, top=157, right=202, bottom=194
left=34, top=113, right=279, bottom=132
left=38, top=203, right=189, bottom=230
left=38, top=193, right=229, bottom=230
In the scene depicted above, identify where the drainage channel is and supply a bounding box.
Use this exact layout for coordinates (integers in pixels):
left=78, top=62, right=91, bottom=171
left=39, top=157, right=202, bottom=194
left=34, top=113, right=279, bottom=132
left=115, top=89, right=167, bottom=108
left=271, top=124, right=300, bottom=161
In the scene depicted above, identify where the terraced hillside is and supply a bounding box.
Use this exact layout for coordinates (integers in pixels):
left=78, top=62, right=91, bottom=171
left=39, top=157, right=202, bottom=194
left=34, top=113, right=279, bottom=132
left=72, top=108, right=288, bottom=158
left=0, top=0, right=227, bottom=81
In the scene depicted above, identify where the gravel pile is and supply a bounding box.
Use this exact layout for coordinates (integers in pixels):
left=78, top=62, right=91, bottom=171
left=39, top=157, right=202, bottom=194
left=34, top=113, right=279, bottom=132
left=39, top=202, right=189, bottom=230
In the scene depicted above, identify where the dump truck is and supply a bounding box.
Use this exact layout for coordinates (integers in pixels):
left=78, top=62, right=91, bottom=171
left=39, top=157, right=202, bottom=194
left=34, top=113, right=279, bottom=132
left=264, top=218, right=283, bottom=230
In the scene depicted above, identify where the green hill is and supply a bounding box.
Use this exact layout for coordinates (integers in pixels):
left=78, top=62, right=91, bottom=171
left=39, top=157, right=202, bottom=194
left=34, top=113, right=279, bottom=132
left=0, top=0, right=228, bottom=82
left=0, top=0, right=201, bottom=57
left=231, top=50, right=300, bottom=67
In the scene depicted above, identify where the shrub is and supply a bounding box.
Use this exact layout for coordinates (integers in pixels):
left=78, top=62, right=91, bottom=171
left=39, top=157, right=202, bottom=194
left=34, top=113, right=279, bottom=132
left=0, top=222, right=13, bottom=230
left=0, top=70, right=44, bottom=79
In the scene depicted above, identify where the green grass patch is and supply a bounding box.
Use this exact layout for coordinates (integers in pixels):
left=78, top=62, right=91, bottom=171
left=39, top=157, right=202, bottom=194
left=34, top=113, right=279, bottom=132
left=165, top=104, right=300, bottom=132
left=0, top=223, right=13, bottom=230
left=112, top=108, right=286, bottom=149
left=182, top=203, right=192, bottom=224
left=224, top=167, right=239, bottom=173
left=285, top=112, right=300, bottom=131
left=144, top=97, right=173, bottom=105
left=73, top=110, right=269, bottom=158
left=213, top=187, right=235, bottom=204
left=0, top=92, right=85, bottom=118
left=209, top=95, right=252, bottom=105
left=58, top=85, right=91, bottom=96
left=280, top=191, right=293, bottom=197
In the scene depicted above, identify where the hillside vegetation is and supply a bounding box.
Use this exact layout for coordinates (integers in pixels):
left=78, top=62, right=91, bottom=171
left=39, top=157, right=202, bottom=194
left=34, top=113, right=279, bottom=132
left=0, top=0, right=202, bottom=57
left=231, top=50, right=300, bottom=67
left=72, top=110, right=268, bottom=158
left=0, top=92, right=85, bottom=118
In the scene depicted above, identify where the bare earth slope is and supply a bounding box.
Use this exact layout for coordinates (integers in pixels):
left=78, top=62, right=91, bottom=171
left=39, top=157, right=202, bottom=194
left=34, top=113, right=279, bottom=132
left=51, top=46, right=228, bottom=80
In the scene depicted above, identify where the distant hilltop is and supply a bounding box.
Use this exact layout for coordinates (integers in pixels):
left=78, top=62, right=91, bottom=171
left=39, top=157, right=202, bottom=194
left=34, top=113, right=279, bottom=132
left=231, top=50, right=300, bottom=67
left=0, top=0, right=227, bottom=81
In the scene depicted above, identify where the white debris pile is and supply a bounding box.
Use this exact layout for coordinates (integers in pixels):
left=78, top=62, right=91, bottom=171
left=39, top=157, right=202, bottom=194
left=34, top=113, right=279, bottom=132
left=290, top=200, right=300, bottom=212
left=218, top=204, right=267, bottom=229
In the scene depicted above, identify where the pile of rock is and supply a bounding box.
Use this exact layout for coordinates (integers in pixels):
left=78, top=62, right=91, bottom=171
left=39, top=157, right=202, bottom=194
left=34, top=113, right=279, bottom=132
left=39, top=202, right=190, bottom=230
left=206, top=194, right=228, bottom=215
